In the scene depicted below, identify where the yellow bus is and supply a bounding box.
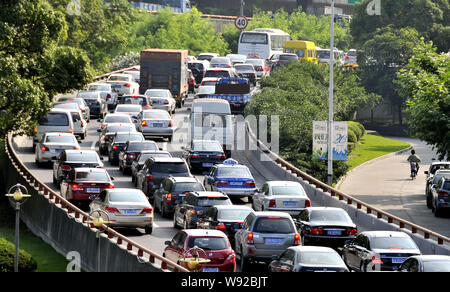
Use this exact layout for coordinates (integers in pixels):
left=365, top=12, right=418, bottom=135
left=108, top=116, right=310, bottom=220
left=283, top=40, right=318, bottom=64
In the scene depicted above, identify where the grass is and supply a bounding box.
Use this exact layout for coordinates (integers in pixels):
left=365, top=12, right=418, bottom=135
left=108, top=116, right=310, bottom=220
left=347, top=134, right=411, bottom=171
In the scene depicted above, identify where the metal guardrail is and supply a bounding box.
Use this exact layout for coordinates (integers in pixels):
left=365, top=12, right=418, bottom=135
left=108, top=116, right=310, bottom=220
left=246, top=122, right=450, bottom=246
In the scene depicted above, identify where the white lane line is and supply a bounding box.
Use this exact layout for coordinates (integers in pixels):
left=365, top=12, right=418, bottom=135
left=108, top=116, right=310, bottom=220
left=90, top=141, right=96, bottom=150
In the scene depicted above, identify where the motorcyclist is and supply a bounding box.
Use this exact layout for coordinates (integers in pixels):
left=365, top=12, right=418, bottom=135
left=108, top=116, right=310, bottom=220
left=407, top=149, right=421, bottom=176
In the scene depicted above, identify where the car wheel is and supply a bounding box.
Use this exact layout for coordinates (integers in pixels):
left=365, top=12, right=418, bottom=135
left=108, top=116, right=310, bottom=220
left=434, top=205, right=441, bottom=217
left=173, top=213, right=179, bottom=228
left=144, top=225, right=153, bottom=235
left=426, top=194, right=432, bottom=208
left=167, top=136, right=173, bottom=143
left=239, top=246, right=249, bottom=272
left=183, top=217, right=189, bottom=229
left=360, top=261, right=366, bottom=272
left=161, top=204, right=169, bottom=218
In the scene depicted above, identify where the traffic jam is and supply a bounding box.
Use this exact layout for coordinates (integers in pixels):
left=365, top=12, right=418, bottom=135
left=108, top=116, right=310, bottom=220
left=31, top=45, right=450, bottom=273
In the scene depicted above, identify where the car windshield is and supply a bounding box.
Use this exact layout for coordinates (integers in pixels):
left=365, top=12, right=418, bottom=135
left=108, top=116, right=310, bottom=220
left=145, top=90, right=169, bottom=98
left=188, top=63, right=205, bottom=71
left=108, top=75, right=129, bottom=82
left=66, top=152, right=98, bottom=162
left=39, top=113, right=69, bottom=126
left=218, top=167, right=251, bottom=178
left=423, top=261, right=450, bottom=272
left=299, top=251, right=343, bottom=266
left=45, top=135, right=76, bottom=144
left=218, top=209, right=253, bottom=221
left=122, top=97, right=147, bottom=106
left=173, top=182, right=205, bottom=193
left=75, top=171, right=109, bottom=182
left=192, top=141, right=223, bottom=152
left=116, top=105, right=142, bottom=113
left=138, top=152, right=171, bottom=162
left=153, top=162, right=189, bottom=174
left=197, top=197, right=231, bottom=207
left=253, top=217, right=295, bottom=234
left=105, top=116, right=132, bottom=123
left=109, top=191, right=148, bottom=203
left=115, top=133, right=143, bottom=143
left=88, top=84, right=110, bottom=91
left=272, top=186, right=305, bottom=196
left=128, top=142, right=158, bottom=151
left=187, top=237, right=229, bottom=250
left=371, top=237, right=417, bottom=250
left=310, top=210, right=353, bottom=224
left=143, top=111, right=170, bottom=119
left=106, top=125, right=135, bottom=133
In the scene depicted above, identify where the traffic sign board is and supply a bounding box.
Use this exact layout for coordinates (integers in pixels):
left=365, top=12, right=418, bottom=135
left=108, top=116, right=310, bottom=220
left=234, top=16, right=248, bottom=30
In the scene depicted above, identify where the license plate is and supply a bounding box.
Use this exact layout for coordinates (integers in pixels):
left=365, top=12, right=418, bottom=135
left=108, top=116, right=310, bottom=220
left=327, top=230, right=342, bottom=236
left=87, top=188, right=100, bottom=193
left=283, top=201, right=297, bottom=207
left=203, top=163, right=213, bottom=167
left=266, top=238, right=282, bottom=245
left=112, top=85, right=121, bottom=89
left=123, top=210, right=137, bottom=215
left=50, top=149, right=63, bottom=154
left=153, top=123, right=163, bottom=127
left=392, top=257, right=407, bottom=264
left=229, top=181, right=242, bottom=186
left=203, top=267, right=219, bottom=272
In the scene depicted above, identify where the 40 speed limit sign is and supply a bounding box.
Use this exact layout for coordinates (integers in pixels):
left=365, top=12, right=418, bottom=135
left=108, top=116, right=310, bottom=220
left=234, top=16, right=248, bottom=30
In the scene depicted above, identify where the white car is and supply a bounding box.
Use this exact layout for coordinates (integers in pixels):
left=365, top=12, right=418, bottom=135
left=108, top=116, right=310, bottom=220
left=35, top=132, right=80, bottom=165
left=97, top=113, right=133, bottom=132
left=106, top=73, right=139, bottom=96
left=114, top=104, right=143, bottom=120
left=86, top=83, right=118, bottom=110
left=137, top=109, right=174, bottom=142
left=197, top=53, right=220, bottom=62
left=144, top=89, right=176, bottom=114
left=245, top=58, right=270, bottom=78
left=122, top=70, right=140, bottom=84
left=195, top=85, right=216, bottom=99
left=64, top=108, right=88, bottom=140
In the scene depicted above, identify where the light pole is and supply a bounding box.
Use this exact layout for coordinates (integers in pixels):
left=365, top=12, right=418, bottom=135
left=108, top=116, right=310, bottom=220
left=240, top=0, right=245, bottom=16
left=327, top=0, right=335, bottom=186
left=5, top=184, right=31, bottom=272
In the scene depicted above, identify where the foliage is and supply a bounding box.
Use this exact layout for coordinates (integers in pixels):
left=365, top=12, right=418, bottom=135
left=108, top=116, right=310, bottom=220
left=0, top=238, right=37, bottom=272
left=396, top=39, right=450, bottom=160
left=108, top=52, right=140, bottom=72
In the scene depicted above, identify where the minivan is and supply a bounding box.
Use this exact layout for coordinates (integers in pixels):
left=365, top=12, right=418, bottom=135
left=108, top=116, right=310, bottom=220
left=33, top=109, right=74, bottom=150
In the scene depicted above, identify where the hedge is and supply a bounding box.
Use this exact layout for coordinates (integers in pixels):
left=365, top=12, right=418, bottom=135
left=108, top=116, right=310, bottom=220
left=0, top=238, right=37, bottom=272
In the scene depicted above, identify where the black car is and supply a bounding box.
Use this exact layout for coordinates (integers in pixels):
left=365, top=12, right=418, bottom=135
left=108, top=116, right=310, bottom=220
left=107, top=132, right=144, bottom=165
left=153, top=177, right=206, bottom=218
left=399, top=255, right=450, bottom=272
left=234, top=64, right=257, bottom=86
left=269, top=53, right=298, bottom=71
left=117, top=95, right=152, bottom=110
left=136, top=157, right=191, bottom=201
left=182, top=140, right=226, bottom=172
left=430, top=177, right=450, bottom=217
left=78, top=91, right=108, bottom=118
left=425, top=169, right=450, bottom=208
left=296, top=207, right=357, bottom=248
left=131, top=151, right=172, bottom=185
left=196, top=205, right=254, bottom=245
left=52, top=150, right=104, bottom=186
left=118, top=140, right=159, bottom=174
left=341, top=231, right=421, bottom=272
left=98, top=123, right=137, bottom=155
left=173, top=191, right=232, bottom=229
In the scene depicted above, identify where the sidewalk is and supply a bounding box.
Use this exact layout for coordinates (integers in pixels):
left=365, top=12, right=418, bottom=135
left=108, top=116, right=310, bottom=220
left=338, top=137, right=450, bottom=238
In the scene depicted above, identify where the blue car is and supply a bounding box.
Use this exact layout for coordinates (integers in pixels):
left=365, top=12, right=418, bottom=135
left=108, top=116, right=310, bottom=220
left=203, top=158, right=256, bottom=201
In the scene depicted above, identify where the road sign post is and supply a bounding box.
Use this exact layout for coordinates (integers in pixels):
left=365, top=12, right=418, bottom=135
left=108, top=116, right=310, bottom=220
left=234, top=16, right=248, bottom=30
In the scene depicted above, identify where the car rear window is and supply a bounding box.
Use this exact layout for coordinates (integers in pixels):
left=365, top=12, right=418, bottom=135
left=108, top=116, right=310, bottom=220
left=108, top=75, right=129, bottom=82
left=218, top=167, right=251, bottom=178
left=145, top=90, right=169, bottom=98
left=201, top=81, right=217, bottom=86
left=188, top=63, right=204, bottom=71
left=76, top=171, right=109, bottom=182
left=272, top=186, right=305, bottom=196
left=138, top=152, right=171, bottom=162
left=218, top=209, right=253, bottom=221
left=187, top=237, right=229, bottom=250
left=66, top=152, right=98, bottom=162
left=39, top=113, right=69, bottom=126
left=152, top=162, right=189, bottom=174
left=197, top=196, right=231, bottom=207
left=173, top=182, right=205, bottom=193
left=235, top=65, right=255, bottom=71
left=253, top=217, right=295, bottom=234
left=115, top=133, right=143, bottom=143
left=309, top=209, right=353, bottom=224
left=107, top=125, right=136, bottom=134
left=116, top=105, right=142, bottom=113
left=45, top=135, right=76, bottom=144
left=205, top=71, right=231, bottom=78
left=54, top=103, right=79, bottom=110
left=370, top=237, right=417, bottom=250
left=88, top=84, right=110, bottom=91
left=122, top=97, right=147, bottom=106
left=109, top=191, right=148, bottom=203
left=143, top=111, right=170, bottom=119
left=299, top=252, right=343, bottom=266
left=128, top=142, right=158, bottom=152
left=105, top=116, right=132, bottom=124
left=192, top=141, right=223, bottom=152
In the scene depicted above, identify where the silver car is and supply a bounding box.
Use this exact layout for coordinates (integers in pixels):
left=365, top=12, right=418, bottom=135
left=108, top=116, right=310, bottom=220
left=97, top=113, right=133, bottom=132
left=234, top=211, right=300, bottom=271
left=86, top=83, right=118, bottom=110
left=56, top=97, right=90, bottom=122
left=252, top=181, right=311, bottom=215
left=114, top=104, right=143, bottom=120
left=144, top=89, right=176, bottom=114
left=33, top=108, right=75, bottom=151
left=89, top=188, right=154, bottom=234
left=35, top=132, right=80, bottom=165
left=106, top=73, right=139, bottom=96
left=65, top=109, right=88, bottom=140
left=137, top=109, right=174, bottom=142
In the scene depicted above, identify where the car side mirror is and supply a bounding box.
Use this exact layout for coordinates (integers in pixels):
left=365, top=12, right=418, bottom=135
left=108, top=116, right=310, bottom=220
left=97, top=129, right=101, bottom=133
left=110, top=176, right=115, bottom=181
left=424, top=171, right=429, bottom=175
left=100, top=157, right=104, bottom=161
left=89, top=195, right=97, bottom=201
left=164, top=240, right=171, bottom=246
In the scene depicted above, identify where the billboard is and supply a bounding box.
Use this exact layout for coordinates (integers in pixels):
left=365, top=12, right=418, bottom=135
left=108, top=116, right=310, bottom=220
left=312, top=121, right=348, bottom=161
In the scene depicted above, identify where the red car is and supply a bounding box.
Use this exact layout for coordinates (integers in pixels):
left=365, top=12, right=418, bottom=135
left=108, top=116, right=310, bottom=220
left=163, top=229, right=236, bottom=272
left=60, top=168, right=114, bottom=205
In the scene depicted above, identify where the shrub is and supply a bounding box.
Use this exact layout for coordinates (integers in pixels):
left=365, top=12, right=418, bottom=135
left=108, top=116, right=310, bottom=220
left=0, top=238, right=37, bottom=272
left=347, top=128, right=358, bottom=143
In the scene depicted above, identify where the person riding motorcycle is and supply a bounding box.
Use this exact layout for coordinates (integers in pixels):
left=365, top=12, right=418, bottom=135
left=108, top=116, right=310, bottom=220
left=407, top=150, right=421, bottom=177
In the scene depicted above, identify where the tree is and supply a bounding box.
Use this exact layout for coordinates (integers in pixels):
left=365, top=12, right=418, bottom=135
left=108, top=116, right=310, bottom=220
left=396, top=40, right=450, bottom=160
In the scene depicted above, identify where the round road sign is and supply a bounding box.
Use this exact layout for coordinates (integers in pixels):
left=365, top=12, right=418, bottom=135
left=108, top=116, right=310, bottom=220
left=234, top=16, right=248, bottom=30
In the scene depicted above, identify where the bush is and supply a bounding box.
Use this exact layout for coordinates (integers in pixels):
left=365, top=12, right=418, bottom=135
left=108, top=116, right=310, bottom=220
left=0, top=238, right=37, bottom=272
left=347, top=128, right=358, bottom=143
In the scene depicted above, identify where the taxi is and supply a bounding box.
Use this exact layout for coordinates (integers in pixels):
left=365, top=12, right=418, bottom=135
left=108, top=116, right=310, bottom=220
left=203, top=158, right=256, bottom=201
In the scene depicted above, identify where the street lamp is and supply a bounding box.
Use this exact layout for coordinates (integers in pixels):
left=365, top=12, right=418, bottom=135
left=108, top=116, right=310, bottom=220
left=5, top=184, right=31, bottom=272
left=179, top=246, right=211, bottom=272
left=86, top=209, right=111, bottom=272
left=327, top=0, right=336, bottom=186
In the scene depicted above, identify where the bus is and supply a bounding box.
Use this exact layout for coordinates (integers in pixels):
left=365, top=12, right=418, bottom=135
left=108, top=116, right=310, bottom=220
left=283, top=40, right=318, bottom=64
left=237, top=28, right=291, bottom=60
left=132, top=0, right=191, bottom=13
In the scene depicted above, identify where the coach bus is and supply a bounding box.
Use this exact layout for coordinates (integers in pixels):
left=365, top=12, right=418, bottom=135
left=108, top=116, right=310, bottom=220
left=237, top=28, right=291, bottom=60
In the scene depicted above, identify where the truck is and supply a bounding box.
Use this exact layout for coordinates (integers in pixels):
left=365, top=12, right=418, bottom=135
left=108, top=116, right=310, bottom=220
left=139, top=49, right=189, bottom=108
left=206, top=78, right=252, bottom=114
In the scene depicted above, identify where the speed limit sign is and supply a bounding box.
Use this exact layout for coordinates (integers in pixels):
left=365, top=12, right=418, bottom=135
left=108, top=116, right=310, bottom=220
left=234, top=16, right=248, bottom=30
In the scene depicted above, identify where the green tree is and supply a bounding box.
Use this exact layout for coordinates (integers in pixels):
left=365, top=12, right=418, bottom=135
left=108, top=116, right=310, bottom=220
left=396, top=40, right=450, bottom=160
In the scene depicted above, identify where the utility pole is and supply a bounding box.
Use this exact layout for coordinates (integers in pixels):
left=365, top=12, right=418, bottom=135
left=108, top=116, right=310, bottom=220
left=240, top=0, right=245, bottom=16
left=327, top=0, right=335, bottom=186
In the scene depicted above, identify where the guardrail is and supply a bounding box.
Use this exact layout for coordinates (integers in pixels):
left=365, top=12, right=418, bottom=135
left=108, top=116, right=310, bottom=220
left=246, top=122, right=450, bottom=246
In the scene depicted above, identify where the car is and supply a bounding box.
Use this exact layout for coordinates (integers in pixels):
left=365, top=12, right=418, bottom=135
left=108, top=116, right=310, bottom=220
left=163, top=229, right=236, bottom=272
left=187, top=55, right=197, bottom=62
left=153, top=176, right=206, bottom=218
left=268, top=53, right=298, bottom=71
left=182, top=140, right=226, bottom=172
left=64, top=108, right=88, bottom=140
left=32, top=108, right=75, bottom=151
left=234, top=211, right=301, bottom=271
left=195, top=85, right=216, bottom=99
left=269, top=246, right=349, bottom=272
left=52, top=150, right=104, bottom=186
left=197, top=53, right=220, bottom=62
left=52, top=102, right=82, bottom=113
left=196, top=205, right=254, bottom=246
left=398, top=255, right=450, bottom=272
left=203, top=68, right=237, bottom=80
left=117, top=95, right=151, bottom=110
left=341, top=231, right=421, bottom=272
left=424, top=162, right=450, bottom=205
left=35, top=132, right=80, bottom=166
left=430, top=177, right=450, bottom=217
left=131, top=151, right=172, bottom=185
left=234, top=64, right=257, bottom=86
left=118, top=140, right=159, bottom=174
left=107, top=132, right=145, bottom=165
left=203, top=158, right=256, bottom=201
left=97, top=113, right=134, bottom=133
left=426, top=169, right=450, bottom=208
left=210, top=57, right=232, bottom=69
left=89, top=188, right=154, bottom=234
left=98, top=123, right=137, bottom=155
left=136, top=157, right=191, bottom=201
left=226, top=54, right=247, bottom=66
left=77, top=91, right=108, bottom=118
left=60, top=167, right=114, bottom=206
left=85, top=83, right=118, bottom=110
left=136, top=109, right=174, bottom=142
left=56, top=97, right=90, bottom=122
left=143, top=89, right=176, bottom=114
left=113, top=104, right=143, bottom=120
left=173, top=191, right=232, bottom=229
left=188, top=60, right=210, bottom=85
left=245, top=58, right=270, bottom=78
left=252, top=181, right=311, bottom=215
left=296, top=207, right=357, bottom=247
left=344, top=49, right=358, bottom=66
left=199, top=77, right=219, bottom=87
left=122, top=70, right=140, bottom=84
left=106, top=73, right=139, bottom=96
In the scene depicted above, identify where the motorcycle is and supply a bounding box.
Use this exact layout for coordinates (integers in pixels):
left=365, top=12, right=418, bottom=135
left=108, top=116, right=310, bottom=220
left=410, top=162, right=419, bottom=180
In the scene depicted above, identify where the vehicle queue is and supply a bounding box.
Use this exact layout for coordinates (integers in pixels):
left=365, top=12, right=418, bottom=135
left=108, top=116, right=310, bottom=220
left=31, top=46, right=450, bottom=273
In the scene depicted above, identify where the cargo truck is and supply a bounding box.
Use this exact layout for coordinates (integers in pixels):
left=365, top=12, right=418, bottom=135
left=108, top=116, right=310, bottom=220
left=140, top=49, right=189, bottom=108
left=206, top=78, right=251, bottom=114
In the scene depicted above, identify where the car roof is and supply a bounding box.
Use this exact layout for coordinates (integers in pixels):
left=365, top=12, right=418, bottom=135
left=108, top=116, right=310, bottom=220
left=305, top=207, right=344, bottom=212
left=183, top=229, right=227, bottom=237
left=142, top=109, right=169, bottom=113
left=254, top=211, right=293, bottom=218
left=65, top=149, right=97, bottom=154
left=192, top=139, right=221, bottom=144
left=214, top=205, right=253, bottom=210
left=151, top=157, right=185, bottom=163
left=431, top=161, right=450, bottom=165
left=106, top=188, right=144, bottom=194
left=289, top=246, right=338, bottom=253
left=266, top=181, right=302, bottom=187
left=44, top=132, right=74, bottom=136
left=190, top=191, right=228, bottom=197
left=73, top=167, right=108, bottom=173
left=361, top=231, right=412, bottom=238
left=169, top=176, right=200, bottom=183
left=410, top=255, right=450, bottom=261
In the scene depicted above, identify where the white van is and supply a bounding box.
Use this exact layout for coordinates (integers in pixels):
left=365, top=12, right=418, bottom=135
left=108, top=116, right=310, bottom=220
left=33, top=109, right=74, bottom=150
left=65, top=108, right=88, bottom=140
left=189, top=99, right=234, bottom=157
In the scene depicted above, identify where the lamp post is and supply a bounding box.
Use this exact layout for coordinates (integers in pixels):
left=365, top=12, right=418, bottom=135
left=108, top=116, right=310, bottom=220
left=86, top=209, right=110, bottom=272
left=5, top=184, right=31, bottom=272
left=327, top=0, right=335, bottom=186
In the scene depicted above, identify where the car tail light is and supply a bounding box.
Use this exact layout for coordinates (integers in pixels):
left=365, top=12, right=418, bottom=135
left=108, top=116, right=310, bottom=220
left=124, top=83, right=131, bottom=87
left=73, top=147, right=80, bottom=150
left=68, top=128, right=73, bottom=133
left=305, top=200, right=311, bottom=208
left=41, top=146, right=50, bottom=152
left=247, top=232, right=254, bottom=244
left=371, top=254, right=384, bottom=265
left=190, top=154, right=200, bottom=159
left=101, top=125, right=105, bottom=129
left=141, top=120, right=147, bottom=127
left=245, top=181, right=256, bottom=187
left=105, top=184, right=114, bottom=189
left=225, top=253, right=236, bottom=264
left=146, top=175, right=154, bottom=182
left=164, top=99, right=169, bottom=104
left=105, top=207, right=120, bottom=214
left=216, top=223, right=226, bottom=230
left=346, top=228, right=358, bottom=236
left=191, top=210, right=195, bottom=215
left=113, top=145, right=118, bottom=150
left=168, top=120, right=173, bottom=127
left=72, top=184, right=83, bottom=190
left=345, top=56, right=348, bottom=60
left=309, top=227, right=323, bottom=235
left=294, top=233, right=301, bottom=245
left=61, top=165, right=71, bottom=171
left=216, top=180, right=227, bottom=186
left=165, top=193, right=172, bottom=203
left=216, top=154, right=226, bottom=159
left=268, top=199, right=276, bottom=208
left=277, top=61, right=283, bottom=65
left=141, top=208, right=153, bottom=214
left=106, top=94, right=111, bottom=99
left=80, top=120, right=84, bottom=127
left=438, top=191, right=449, bottom=198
